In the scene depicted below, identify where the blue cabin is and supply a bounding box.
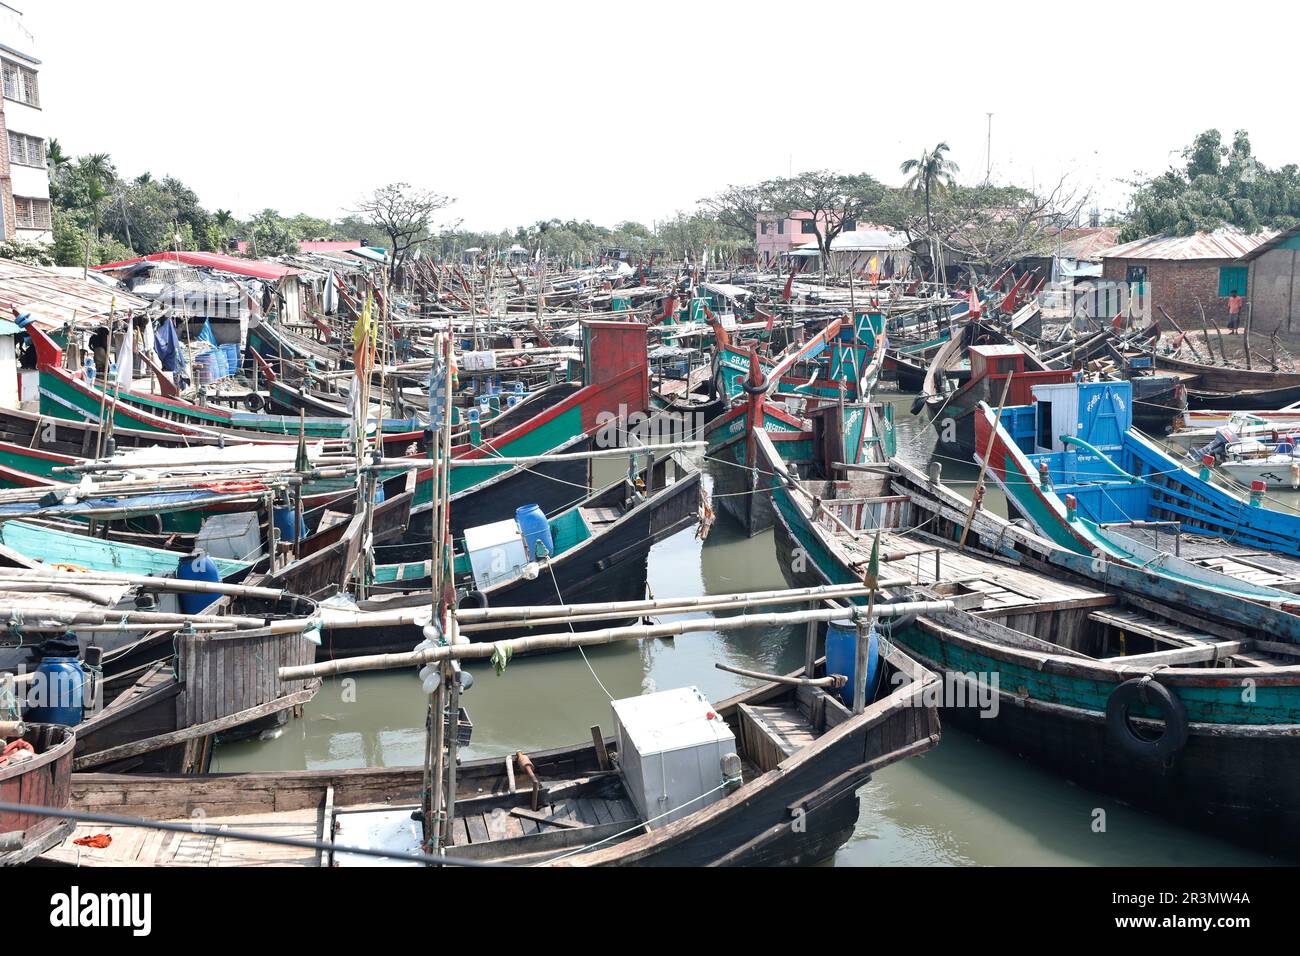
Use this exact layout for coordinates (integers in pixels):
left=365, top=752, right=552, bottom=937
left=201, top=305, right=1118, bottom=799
left=996, top=379, right=1300, bottom=555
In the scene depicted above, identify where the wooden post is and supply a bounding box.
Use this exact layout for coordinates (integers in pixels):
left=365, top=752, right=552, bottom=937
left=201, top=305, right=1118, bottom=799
left=1244, top=302, right=1253, bottom=370
left=959, top=373, right=1014, bottom=552
left=804, top=610, right=818, bottom=679
left=852, top=615, right=869, bottom=715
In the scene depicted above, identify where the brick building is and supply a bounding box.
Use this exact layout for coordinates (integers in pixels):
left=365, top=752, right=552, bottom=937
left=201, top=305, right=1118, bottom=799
left=1098, top=228, right=1269, bottom=325
left=0, top=3, right=50, bottom=244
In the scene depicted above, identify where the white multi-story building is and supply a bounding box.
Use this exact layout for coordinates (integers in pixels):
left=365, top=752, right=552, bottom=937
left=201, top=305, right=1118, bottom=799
left=0, top=3, right=50, bottom=244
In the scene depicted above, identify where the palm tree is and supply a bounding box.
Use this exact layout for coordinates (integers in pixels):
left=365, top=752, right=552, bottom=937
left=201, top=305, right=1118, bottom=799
left=900, top=142, right=960, bottom=234
left=46, top=137, right=69, bottom=184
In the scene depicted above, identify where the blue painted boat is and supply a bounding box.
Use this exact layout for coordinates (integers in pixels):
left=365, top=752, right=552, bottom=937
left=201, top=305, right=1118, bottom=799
left=973, top=378, right=1300, bottom=598
left=757, top=424, right=1300, bottom=857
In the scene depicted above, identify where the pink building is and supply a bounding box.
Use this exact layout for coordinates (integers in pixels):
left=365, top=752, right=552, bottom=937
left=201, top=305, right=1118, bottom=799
left=755, top=210, right=831, bottom=264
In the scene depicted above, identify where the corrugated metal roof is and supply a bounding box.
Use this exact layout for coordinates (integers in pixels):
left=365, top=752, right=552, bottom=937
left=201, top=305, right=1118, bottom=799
left=1098, top=227, right=1273, bottom=261
left=1055, top=227, right=1121, bottom=260
left=1239, top=224, right=1300, bottom=262
left=0, top=260, right=149, bottom=328
left=96, top=250, right=301, bottom=281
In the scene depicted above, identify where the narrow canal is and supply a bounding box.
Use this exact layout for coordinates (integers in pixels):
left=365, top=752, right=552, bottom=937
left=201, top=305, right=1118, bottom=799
left=214, top=390, right=1285, bottom=865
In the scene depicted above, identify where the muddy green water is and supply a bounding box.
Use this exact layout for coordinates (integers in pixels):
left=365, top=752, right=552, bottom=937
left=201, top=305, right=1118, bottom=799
left=213, top=390, right=1282, bottom=865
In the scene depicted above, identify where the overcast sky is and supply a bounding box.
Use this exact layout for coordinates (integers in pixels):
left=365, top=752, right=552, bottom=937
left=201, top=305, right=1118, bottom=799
left=27, top=0, right=1300, bottom=233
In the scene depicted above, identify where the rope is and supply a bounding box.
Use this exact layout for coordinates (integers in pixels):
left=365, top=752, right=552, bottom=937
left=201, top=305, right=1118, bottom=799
left=545, top=557, right=614, bottom=702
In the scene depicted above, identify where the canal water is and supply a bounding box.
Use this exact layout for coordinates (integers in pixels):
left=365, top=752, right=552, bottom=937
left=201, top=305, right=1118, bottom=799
left=214, top=389, right=1283, bottom=865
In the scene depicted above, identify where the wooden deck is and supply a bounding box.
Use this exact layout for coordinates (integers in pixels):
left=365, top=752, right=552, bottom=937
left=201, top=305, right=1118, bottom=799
left=45, top=807, right=325, bottom=867
left=1119, top=528, right=1300, bottom=592
left=449, top=795, right=639, bottom=847
left=837, top=529, right=1108, bottom=612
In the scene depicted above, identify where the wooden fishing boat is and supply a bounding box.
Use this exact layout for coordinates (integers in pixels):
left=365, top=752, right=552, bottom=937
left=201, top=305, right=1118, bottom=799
left=883, top=456, right=1300, bottom=856
left=1154, top=353, right=1300, bottom=409
left=69, top=593, right=321, bottom=775
left=760, top=427, right=1300, bottom=855
left=320, top=453, right=702, bottom=658
left=929, top=343, right=1072, bottom=458
left=973, top=378, right=1300, bottom=588
left=704, top=314, right=886, bottom=536
left=47, top=646, right=940, bottom=866
left=0, top=723, right=75, bottom=865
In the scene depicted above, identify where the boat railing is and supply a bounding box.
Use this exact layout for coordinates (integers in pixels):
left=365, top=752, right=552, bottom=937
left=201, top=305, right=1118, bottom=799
left=817, top=494, right=911, bottom=535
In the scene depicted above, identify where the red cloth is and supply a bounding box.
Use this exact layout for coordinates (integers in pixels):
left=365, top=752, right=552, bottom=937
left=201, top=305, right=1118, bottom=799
left=74, top=834, right=113, bottom=849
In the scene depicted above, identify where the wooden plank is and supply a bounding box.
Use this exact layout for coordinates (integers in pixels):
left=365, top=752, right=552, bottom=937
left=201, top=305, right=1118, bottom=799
left=465, top=812, right=490, bottom=844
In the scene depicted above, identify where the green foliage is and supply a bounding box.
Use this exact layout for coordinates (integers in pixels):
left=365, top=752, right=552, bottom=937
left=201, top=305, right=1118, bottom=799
left=0, top=238, right=54, bottom=266
left=248, top=209, right=301, bottom=257
left=1123, top=129, right=1300, bottom=241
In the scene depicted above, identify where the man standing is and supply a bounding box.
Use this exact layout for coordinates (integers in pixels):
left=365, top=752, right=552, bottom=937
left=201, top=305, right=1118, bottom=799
left=1227, top=290, right=1244, bottom=333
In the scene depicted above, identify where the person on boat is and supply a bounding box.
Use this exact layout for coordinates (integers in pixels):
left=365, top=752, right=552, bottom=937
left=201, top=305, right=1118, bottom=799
left=1228, top=291, right=1243, bottom=333
left=88, top=326, right=110, bottom=380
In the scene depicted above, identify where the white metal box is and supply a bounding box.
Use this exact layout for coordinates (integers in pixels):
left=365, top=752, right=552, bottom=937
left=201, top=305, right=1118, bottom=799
left=611, top=686, right=737, bottom=829
left=463, top=518, right=527, bottom=591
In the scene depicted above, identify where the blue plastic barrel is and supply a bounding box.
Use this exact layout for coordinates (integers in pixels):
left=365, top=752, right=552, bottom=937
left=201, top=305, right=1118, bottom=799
left=825, top=619, right=879, bottom=707
left=194, top=350, right=221, bottom=386
left=220, top=343, right=242, bottom=375
left=24, top=656, right=85, bottom=726
left=516, top=504, right=554, bottom=560
left=273, top=506, right=305, bottom=544
left=178, top=552, right=222, bottom=614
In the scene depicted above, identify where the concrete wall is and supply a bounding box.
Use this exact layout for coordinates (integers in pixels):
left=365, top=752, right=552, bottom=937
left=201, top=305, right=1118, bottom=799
left=0, top=5, right=49, bottom=243
left=1248, top=247, right=1300, bottom=333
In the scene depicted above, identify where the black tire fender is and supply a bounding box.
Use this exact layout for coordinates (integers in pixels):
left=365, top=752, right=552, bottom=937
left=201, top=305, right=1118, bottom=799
left=1105, top=676, right=1188, bottom=764
left=457, top=589, right=488, bottom=611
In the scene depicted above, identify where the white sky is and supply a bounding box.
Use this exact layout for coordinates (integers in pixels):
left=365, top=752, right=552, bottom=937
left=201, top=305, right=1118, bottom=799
left=26, top=0, right=1300, bottom=232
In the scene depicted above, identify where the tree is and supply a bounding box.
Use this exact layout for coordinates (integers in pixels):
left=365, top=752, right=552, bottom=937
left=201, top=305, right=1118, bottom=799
left=247, top=209, right=300, bottom=257
left=920, top=178, right=1090, bottom=273
left=764, top=171, right=888, bottom=267
left=46, top=138, right=69, bottom=185
left=356, top=183, right=454, bottom=279
left=900, top=142, right=960, bottom=234
left=1122, top=128, right=1300, bottom=241
left=697, top=183, right=766, bottom=238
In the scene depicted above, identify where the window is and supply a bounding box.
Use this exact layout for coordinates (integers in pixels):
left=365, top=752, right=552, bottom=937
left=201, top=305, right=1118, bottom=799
left=800, top=219, right=817, bottom=235
left=2, top=60, right=39, bottom=107
left=842, top=220, right=857, bottom=232
left=777, top=220, right=784, bottom=235
left=1037, top=400, right=1054, bottom=451
left=1218, top=265, right=1248, bottom=297
left=760, top=222, right=768, bottom=235
left=1125, top=265, right=1148, bottom=284
left=7, top=131, right=44, bottom=168
left=13, top=197, right=51, bottom=231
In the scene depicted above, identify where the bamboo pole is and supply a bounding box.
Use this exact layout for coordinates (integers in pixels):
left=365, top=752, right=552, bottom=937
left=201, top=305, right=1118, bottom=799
left=714, top=662, right=844, bottom=689
left=959, top=373, right=1015, bottom=552
left=455, top=582, right=907, bottom=632
left=281, top=601, right=955, bottom=681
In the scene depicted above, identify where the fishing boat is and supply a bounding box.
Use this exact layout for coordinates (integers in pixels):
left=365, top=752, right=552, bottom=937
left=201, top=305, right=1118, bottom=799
left=47, top=642, right=940, bottom=866
left=972, top=378, right=1300, bottom=585
left=0, top=723, right=75, bottom=865
left=758, top=426, right=1300, bottom=855
left=705, top=314, right=887, bottom=536
left=318, top=451, right=702, bottom=658
left=927, top=342, right=1072, bottom=458
left=1154, top=352, right=1300, bottom=409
